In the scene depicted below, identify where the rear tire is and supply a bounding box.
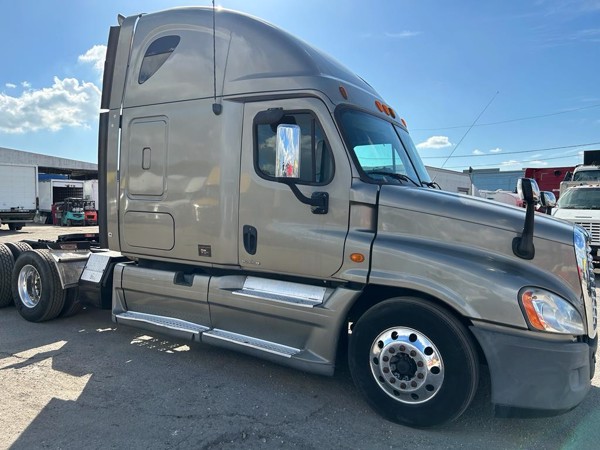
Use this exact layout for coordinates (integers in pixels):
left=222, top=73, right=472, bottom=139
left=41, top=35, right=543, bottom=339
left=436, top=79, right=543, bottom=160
left=12, top=250, right=66, bottom=322
left=349, top=297, right=479, bottom=427
left=0, top=244, right=15, bottom=307
left=4, top=242, right=33, bottom=261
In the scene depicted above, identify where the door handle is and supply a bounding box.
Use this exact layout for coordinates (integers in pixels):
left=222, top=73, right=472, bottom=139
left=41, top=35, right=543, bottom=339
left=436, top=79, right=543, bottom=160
left=243, top=225, right=258, bottom=255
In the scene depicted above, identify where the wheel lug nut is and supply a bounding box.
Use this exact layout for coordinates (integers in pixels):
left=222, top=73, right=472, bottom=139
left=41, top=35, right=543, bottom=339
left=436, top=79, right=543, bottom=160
left=382, top=356, right=389, bottom=362
left=389, top=348, right=395, bottom=354
left=417, top=373, right=424, bottom=379
left=400, top=383, right=406, bottom=389
left=383, top=367, right=389, bottom=373
left=399, top=345, right=406, bottom=352
left=410, top=350, right=416, bottom=357
left=417, top=361, right=424, bottom=367
left=411, top=381, right=417, bottom=387
left=389, top=378, right=396, bottom=384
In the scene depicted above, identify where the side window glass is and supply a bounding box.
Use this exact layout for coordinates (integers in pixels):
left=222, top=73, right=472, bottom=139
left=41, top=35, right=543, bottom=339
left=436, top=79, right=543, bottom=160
left=139, top=35, right=181, bottom=84
left=255, top=113, right=334, bottom=184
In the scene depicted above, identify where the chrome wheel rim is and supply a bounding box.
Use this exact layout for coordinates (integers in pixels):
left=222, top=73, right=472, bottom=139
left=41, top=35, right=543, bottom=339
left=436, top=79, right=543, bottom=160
left=18, top=264, right=42, bottom=309
left=369, top=327, right=444, bottom=404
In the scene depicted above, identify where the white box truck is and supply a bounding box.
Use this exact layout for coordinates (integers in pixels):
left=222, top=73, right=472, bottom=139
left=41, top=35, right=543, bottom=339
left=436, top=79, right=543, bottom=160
left=0, top=7, right=597, bottom=427
left=0, top=163, right=38, bottom=230
left=37, top=179, right=85, bottom=222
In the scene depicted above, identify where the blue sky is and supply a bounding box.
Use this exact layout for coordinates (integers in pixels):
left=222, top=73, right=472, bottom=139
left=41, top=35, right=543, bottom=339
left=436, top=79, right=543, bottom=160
left=1, top=0, right=599, bottom=172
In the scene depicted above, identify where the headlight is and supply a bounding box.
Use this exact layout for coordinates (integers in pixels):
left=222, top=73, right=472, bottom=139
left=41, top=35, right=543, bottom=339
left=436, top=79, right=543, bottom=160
left=520, top=288, right=584, bottom=335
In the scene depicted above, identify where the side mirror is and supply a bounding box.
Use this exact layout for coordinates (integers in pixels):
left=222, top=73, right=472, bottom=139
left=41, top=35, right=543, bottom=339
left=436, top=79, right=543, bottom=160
left=540, top=191, right=556, bottom=208
left=517, top=178, right=540, bottom=205
left=275, top=124, right=329, bottom=214
left=513, top=178, right=540, bottom=260
left=275, top=124, right=300, bottom=178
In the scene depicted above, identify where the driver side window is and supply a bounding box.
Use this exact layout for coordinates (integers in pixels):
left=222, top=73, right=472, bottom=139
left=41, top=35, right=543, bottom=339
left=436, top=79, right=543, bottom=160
left=255, top=112, right=334, bottom=185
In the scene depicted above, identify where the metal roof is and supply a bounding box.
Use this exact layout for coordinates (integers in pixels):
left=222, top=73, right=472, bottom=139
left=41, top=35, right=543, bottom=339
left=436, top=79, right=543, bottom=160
left=0, top=146, right=97, bottom=179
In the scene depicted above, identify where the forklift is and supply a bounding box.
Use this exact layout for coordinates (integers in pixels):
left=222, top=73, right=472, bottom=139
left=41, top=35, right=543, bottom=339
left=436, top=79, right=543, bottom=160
left=60, top=197, right=85, bottom=226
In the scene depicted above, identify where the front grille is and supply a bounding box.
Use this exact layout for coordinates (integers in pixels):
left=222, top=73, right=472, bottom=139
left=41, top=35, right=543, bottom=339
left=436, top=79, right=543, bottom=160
left=576, top=222, right=600, bottom=245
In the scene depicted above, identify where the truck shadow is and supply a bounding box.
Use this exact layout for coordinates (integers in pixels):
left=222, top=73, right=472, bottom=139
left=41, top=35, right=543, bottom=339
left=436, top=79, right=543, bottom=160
left=2, top=306, right=600, bottom=449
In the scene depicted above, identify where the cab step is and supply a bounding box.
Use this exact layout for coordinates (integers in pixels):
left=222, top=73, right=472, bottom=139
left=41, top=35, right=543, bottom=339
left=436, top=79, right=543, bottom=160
left=114, top=311, right=209, bottom=341
left=202, top=329, right=300, bottom=358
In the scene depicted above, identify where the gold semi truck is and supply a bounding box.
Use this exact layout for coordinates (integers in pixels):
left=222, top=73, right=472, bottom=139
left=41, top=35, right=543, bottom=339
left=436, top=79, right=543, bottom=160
left=0, top=8, right=596, bottom=427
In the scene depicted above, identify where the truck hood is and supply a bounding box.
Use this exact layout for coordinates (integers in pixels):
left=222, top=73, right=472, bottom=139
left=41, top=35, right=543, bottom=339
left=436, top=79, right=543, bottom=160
left=553, top=208, right=600, bottom=221
left=378, top=185, right=575, bottom=248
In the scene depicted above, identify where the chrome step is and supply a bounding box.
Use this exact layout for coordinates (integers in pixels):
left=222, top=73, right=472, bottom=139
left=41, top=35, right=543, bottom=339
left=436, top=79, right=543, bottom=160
left=231, top=276, right=326, bottom=308
left=203, top=329, right=300, bottom=358
left=115, top=311, right=209, bottom=340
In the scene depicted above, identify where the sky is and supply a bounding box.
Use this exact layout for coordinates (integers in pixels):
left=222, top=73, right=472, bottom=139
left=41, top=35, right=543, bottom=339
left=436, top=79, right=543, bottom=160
left=0, top=0, right=599, bottom=172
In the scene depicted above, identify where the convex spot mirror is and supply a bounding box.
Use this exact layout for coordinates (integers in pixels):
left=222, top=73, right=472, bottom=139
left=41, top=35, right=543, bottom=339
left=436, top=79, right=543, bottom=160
left=540, top=191, right=557, bottom=208
left=276, top=124, right=301, bottom=179
left=517, top=178, right=541, bottom=204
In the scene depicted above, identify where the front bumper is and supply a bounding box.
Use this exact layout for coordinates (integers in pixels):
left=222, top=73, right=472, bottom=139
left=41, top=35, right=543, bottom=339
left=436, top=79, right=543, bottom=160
left=471, top=323, right=597, bottom=417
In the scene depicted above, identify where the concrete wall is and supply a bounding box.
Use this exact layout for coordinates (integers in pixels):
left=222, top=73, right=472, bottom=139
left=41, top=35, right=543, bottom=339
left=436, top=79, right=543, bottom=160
left=466, top=168, right=524, bottom=192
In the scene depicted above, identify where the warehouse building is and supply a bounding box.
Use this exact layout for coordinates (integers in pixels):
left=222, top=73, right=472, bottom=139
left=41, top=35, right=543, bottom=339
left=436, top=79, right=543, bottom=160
left=0, top=146, right=98, bottom=179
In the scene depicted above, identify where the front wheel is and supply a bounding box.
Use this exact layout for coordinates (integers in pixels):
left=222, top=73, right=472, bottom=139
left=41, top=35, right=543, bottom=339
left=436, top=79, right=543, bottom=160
left=349, top=297, right=479, bottom=427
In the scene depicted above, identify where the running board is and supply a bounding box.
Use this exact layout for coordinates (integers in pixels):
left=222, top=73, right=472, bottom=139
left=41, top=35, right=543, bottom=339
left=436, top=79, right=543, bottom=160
left=203, top=329, right=300, bottom=358
left=114, top=311, right=209, bottom=341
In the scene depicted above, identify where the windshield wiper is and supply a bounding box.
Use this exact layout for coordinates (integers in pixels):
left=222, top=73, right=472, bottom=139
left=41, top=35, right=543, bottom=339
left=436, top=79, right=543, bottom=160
left=422, top=181, right=442, bottom=189
left=366, top=170, right=420, bottom=187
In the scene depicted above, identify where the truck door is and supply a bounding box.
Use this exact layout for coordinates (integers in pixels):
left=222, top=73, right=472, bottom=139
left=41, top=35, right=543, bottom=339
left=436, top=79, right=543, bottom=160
left=239, top=98, right=352, bottom=278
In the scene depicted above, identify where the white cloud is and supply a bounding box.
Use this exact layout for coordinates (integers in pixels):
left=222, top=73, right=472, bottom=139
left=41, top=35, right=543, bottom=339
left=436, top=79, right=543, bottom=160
left=78, top=45, right=107, bottom=73
left=21, top=81, right=31, bottom=89
left=0, top=77, right=101, bottom=134
left=528, top=160, right=549, bottom=166
left=385, top=31, right=421, bottom=39
left=416, top=136, right=453, bottom=149
left=501, top=160, right=520, bottom=167
left=5, top=83, right=16, bottom=89
left=489, top=147, right=503, bottom=153
left=472, top=149, right=484, bottom=155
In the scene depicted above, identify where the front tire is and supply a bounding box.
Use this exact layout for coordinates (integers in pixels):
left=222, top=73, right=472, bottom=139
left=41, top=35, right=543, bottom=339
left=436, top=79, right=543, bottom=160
left=12, top=250, right=66, bottom=322
left=349, top=297, right=479, bottom=427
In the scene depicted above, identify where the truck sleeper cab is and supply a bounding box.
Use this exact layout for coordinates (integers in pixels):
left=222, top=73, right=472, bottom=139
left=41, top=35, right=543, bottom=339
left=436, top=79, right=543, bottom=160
left=2, top=7, right=596, bottom=428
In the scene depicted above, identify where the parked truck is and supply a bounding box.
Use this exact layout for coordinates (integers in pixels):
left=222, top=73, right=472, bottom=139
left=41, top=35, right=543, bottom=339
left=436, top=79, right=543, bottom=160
left=0, top=8, right=597, bottom=427
left=0, top=163, right=38, bottom=231
left=525, top=166, right=574, bottom=200
left=38, top=179, right=84, bottom=222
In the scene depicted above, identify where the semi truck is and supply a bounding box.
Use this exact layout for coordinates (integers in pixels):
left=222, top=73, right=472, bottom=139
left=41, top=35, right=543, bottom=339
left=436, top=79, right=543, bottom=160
left=0, top=8, right=597, bottom=427
left=0, top=163, right=38, bottom=230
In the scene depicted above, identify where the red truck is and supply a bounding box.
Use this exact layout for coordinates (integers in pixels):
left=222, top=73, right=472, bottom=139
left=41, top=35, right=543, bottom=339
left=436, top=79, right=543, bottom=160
left=524, top=166, right=574, bottom=199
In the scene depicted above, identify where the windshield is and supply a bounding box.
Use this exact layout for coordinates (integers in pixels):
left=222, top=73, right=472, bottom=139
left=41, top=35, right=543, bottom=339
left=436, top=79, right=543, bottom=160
left=338, top=109, right=430, bottom=185
left=557, top=188, right=600, bottom=209
left=572, top=170, right=600, bottom=182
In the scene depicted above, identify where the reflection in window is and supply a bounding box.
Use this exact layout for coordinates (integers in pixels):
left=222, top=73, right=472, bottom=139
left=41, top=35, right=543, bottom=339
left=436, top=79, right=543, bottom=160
left=255, top=113, right=333, bottom=184
left=139, top=35, right=181, bottom=84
